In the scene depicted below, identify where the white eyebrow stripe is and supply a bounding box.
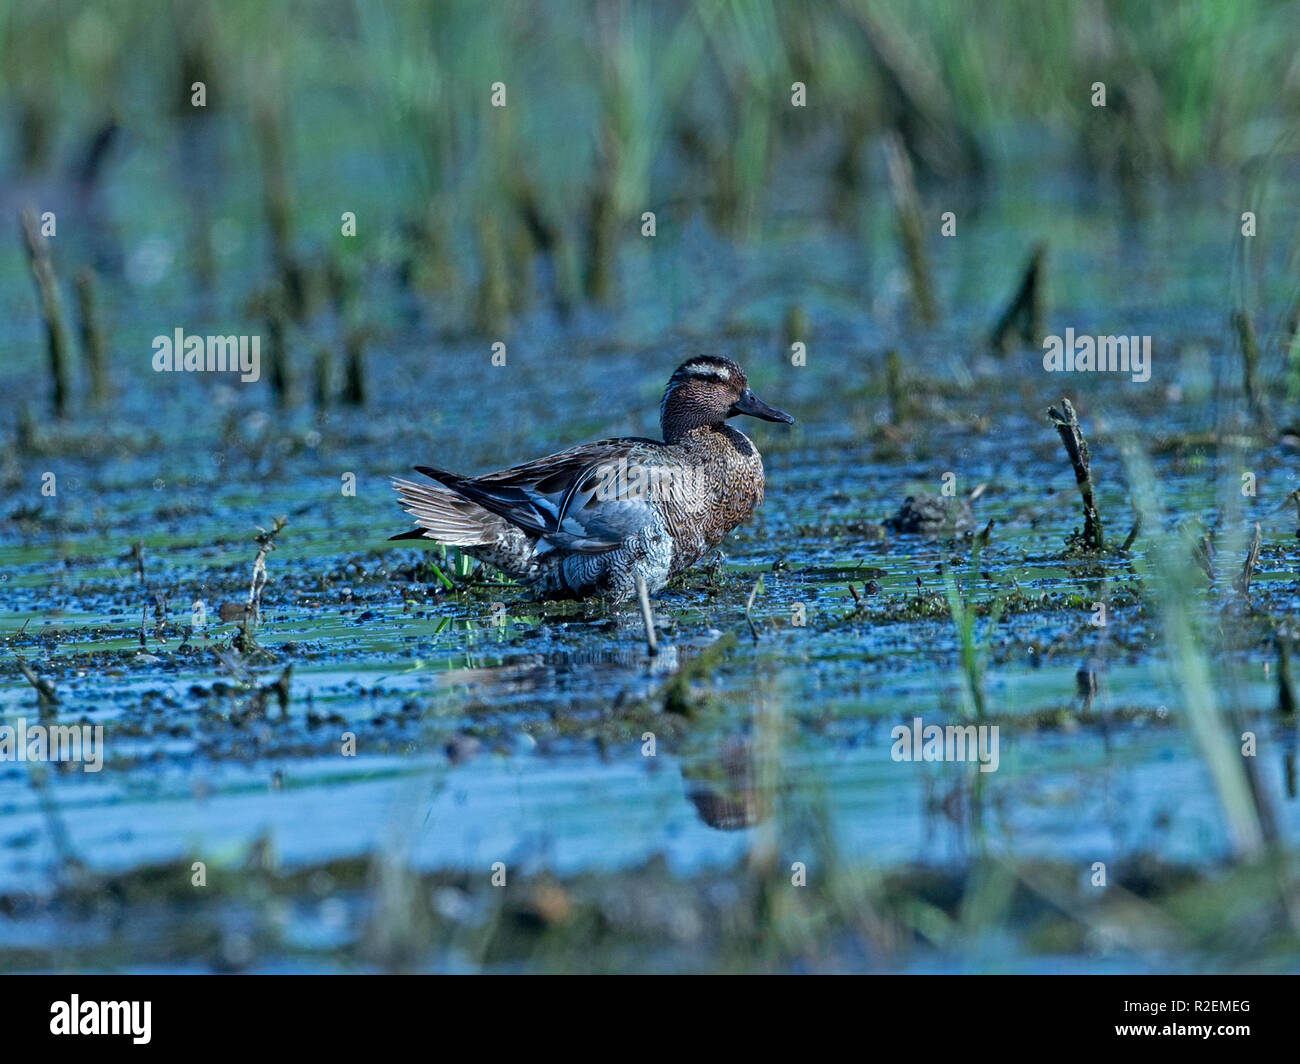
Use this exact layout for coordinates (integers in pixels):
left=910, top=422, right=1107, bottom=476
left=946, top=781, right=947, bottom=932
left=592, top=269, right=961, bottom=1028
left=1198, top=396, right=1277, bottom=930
left=681, top=364, right=731, bottom=381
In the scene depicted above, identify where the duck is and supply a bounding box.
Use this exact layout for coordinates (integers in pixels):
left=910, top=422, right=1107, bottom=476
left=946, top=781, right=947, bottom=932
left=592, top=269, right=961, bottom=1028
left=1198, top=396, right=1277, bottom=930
left=390, top=355, right=793, bottom=604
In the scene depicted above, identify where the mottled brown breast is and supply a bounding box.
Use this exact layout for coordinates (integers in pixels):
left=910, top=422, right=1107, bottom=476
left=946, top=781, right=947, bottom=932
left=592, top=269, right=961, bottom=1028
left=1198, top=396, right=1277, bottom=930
left=661, top=425, right=766, bottom=576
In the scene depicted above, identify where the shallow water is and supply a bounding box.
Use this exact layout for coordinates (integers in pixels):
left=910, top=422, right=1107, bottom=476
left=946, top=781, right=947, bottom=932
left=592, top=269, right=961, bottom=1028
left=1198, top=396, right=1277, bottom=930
left=3, top=139, right=1300, bottom=971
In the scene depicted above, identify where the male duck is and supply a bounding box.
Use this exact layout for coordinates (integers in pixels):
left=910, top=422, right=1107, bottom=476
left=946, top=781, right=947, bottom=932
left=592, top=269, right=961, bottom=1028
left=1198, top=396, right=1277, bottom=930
left=391, top=356, right=793, bottom=602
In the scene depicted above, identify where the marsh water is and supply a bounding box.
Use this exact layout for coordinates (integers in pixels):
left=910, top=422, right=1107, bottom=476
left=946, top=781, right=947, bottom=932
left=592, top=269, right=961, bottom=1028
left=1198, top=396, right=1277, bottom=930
left=2, top=141, right=1299, bottom=971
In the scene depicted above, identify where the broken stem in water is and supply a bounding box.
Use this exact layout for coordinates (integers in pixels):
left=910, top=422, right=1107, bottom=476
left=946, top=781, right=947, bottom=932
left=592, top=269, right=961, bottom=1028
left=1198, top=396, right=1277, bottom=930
left=1048, top=397, right=1104, bottom=550
left=882, top=132, right=937, bottom=325
left=991, top=244, right=1047, bottom=352
left=75, top=268, right=108, bottom=405
left=1234, top=521, right=1261, bottom=595
left=13, top=656, right=59, bottom=709
left=745, top=574, right=765, bottom=644
left=635, top=575, right=658, bottom=656
left=239, top=516, right=289, bottom=649
left=1276, top=634, right=1297, bottom=718
left=1230, top=310, right=1274, bottom=437
left=20, top=206, right=72, bottom=419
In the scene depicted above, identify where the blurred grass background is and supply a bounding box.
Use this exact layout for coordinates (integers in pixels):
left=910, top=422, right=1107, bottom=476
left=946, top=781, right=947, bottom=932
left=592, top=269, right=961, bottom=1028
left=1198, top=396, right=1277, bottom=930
left=4, top=0, right=1300, bottom=339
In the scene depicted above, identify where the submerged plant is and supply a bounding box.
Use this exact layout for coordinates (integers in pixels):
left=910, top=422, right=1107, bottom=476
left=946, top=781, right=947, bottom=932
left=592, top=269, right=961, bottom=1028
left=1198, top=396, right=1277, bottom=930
left=1120, top=440, right=1269, bottom=861
left=940, top=539, right=1007, bottom=721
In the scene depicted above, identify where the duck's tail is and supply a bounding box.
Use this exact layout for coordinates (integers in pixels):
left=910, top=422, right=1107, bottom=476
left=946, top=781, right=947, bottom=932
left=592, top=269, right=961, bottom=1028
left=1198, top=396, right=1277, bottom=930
left=390, top=474, right=503, bottom=546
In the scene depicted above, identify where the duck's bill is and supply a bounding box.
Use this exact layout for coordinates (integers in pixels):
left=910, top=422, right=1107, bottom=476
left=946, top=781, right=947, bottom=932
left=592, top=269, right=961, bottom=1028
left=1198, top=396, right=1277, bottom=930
left=731, top=388, right=795, bottom=425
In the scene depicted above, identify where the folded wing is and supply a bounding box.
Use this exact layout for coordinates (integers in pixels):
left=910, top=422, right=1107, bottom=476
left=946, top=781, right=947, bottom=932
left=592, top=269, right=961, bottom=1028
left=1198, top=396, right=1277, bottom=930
left=415, top=438, right=662, bottom=554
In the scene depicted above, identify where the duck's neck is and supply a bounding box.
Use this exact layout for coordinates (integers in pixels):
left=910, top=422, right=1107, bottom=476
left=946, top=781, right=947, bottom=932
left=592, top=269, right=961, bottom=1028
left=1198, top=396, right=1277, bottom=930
left=662, top=402, right=723, bottom=445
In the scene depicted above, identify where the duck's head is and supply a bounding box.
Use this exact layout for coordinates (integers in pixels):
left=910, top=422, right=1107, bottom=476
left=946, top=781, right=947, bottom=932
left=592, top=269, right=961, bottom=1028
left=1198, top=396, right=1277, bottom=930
left=660, top=355, right=794, bottom=443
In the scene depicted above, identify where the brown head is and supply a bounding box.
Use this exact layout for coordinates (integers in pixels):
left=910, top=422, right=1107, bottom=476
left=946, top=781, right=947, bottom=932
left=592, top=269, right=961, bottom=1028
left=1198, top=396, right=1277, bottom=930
left=660, top=356, right=794, bottom=443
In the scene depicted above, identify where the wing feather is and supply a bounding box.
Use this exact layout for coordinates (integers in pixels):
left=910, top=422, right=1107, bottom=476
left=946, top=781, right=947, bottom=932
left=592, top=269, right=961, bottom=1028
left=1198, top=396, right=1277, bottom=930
left=414, top=438, right=664, bottom=553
